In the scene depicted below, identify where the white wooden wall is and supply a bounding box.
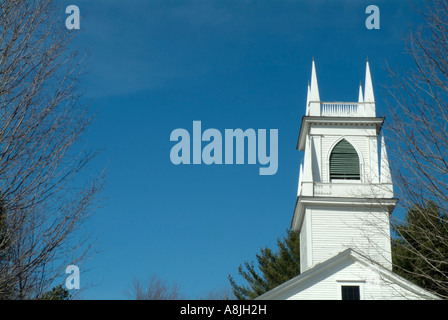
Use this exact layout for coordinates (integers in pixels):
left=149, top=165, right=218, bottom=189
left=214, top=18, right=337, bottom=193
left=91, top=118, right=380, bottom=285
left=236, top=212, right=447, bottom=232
left=273, top=259, right=425, bottom=300
left=306, top=206, right=392, bottom=271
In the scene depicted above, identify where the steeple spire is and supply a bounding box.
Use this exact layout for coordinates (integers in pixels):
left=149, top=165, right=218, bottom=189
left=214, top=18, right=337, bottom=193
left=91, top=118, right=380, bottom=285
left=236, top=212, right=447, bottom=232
left=309, top=58, right=320, bottom=102
left=358, top=81, right=364, bottom=103
left=364, top=59, right=374, bottom=103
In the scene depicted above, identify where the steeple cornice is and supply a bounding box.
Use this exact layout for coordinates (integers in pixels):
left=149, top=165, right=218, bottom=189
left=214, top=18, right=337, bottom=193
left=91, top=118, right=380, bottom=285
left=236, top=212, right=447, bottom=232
left=296, top=116, right=385, bottom=151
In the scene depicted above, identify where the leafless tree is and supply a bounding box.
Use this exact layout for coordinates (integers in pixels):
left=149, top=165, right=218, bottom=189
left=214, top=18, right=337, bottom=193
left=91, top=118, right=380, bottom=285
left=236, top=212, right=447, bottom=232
left=197, top=286, right=235, bottom=300
left=128, top=275, right=184, bottom=300
left=383, top=0, right=448, bottom=298
left=128, top=275, right=236, bottom=300
left=0, top=1, right=103, bottom=299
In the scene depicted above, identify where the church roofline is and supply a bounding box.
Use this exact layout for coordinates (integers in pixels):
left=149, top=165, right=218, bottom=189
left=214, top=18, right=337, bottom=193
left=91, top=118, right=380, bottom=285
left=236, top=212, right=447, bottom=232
left=255, top=248, right=441, bottom=300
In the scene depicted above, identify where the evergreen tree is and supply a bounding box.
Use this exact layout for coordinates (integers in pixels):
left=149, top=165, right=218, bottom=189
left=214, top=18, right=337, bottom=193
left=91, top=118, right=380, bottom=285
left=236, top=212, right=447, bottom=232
left=228, top=229, right=300, bottom=300
left=37, top=285, right=72, bottom=300
left=391, top=201, right=448, bottom=298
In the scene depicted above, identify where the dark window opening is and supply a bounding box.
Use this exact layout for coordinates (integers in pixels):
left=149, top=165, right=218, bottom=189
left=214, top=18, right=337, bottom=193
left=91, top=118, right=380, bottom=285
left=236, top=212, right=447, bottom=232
left=341, top=285, right=360, bottom=300
left=330, top=139, right=360, bottom=180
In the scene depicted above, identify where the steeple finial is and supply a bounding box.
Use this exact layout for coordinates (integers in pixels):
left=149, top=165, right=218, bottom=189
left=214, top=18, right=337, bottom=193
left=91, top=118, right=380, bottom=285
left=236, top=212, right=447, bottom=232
left=364, top=60, right=374, bottom=102
left=309, top=59, right=320, bottom=102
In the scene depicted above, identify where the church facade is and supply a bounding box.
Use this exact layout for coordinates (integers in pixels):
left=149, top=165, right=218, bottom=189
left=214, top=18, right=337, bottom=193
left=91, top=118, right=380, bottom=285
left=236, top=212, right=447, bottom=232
left=256, top=60, right=439, bottom=300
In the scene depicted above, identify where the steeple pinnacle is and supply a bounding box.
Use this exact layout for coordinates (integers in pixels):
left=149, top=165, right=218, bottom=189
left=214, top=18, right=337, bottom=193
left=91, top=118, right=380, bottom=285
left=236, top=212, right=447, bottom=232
left=358, top=81, right=364, bottom=103
left=309, top=59, right=320, bottom=102
left=364, top=60, right=374, bottom=103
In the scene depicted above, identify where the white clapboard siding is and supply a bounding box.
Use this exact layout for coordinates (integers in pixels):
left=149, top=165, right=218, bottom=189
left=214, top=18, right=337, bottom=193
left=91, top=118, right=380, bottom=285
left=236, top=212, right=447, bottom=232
left=309, top=207, right=392, bottom=270
left=283, top=259, right=425, bottom=300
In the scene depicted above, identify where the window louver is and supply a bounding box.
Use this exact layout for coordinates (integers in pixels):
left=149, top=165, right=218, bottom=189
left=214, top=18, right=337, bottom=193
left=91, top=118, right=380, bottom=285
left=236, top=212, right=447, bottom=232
left=330, top=139, right=360, bottom=180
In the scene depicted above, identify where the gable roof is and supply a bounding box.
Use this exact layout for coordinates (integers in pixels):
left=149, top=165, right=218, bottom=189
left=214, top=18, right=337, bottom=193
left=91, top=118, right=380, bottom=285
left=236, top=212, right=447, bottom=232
left=255, top=248, right=441, bottom=300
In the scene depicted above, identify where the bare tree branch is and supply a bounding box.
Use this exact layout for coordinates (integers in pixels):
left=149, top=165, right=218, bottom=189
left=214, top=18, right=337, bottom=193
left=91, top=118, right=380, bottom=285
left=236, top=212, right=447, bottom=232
left=0, top=0, right=104, bottom=299
left=383, top=0, right=448, bottom=298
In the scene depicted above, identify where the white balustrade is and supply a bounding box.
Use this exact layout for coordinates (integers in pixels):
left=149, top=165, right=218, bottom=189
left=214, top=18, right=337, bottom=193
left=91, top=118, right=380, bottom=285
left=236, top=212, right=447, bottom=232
left=321, top=102, right=360, bottom=117
left=312, top=182, right=393, bottom=198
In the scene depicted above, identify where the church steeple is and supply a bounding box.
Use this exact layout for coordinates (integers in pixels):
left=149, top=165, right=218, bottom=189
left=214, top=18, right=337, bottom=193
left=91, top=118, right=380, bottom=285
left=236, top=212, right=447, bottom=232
left=256, top=59, right=437, bottom=301
left=293, top=60, right=397, bottom=273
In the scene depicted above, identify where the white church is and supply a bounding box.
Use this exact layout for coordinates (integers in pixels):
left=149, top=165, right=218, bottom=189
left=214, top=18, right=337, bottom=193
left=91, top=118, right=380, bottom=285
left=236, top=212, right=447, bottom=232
left=256, top=60, right=440, bottom=300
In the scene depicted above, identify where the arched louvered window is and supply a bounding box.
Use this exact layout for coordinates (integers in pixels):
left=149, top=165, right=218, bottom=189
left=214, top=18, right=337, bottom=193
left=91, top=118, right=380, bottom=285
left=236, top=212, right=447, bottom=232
left=330, top=139, right=360, bottom=180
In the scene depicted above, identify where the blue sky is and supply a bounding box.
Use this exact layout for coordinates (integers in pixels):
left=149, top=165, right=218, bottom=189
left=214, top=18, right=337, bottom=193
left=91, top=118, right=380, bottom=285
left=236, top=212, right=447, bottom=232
left=58, top=0, right=423, bottom=299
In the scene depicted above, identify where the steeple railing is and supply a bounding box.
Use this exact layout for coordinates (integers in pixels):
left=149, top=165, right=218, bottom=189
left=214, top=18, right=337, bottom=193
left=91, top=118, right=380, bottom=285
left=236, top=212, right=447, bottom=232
left=321, top=102, right=359, bottom=117
left=313, top=182, right=393, bottom=198
left=307, top=102, right=375, bottom=117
